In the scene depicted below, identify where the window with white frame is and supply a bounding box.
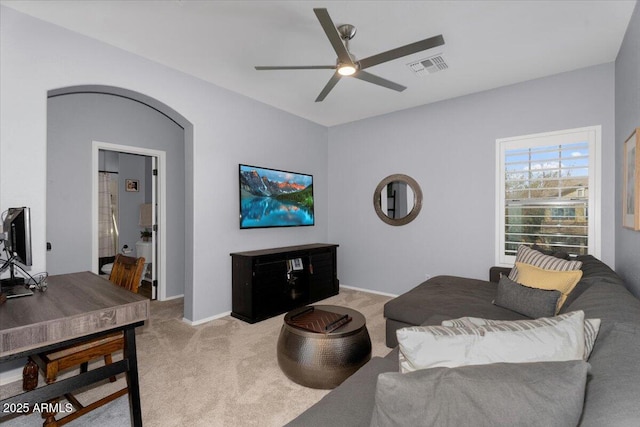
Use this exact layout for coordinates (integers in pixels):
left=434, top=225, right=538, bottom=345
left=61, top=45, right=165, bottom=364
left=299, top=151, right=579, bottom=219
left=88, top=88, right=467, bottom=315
left=496, top=126, right=601, bottom=266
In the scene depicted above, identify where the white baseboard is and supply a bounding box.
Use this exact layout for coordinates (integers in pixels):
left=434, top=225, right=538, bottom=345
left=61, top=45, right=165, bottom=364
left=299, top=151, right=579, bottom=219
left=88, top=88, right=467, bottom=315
left=179, top=286, right=394, bottom=327
left=340, top=284, right=398, bottom=298
left=183, top=310, right=231, bottom=326
left=160, top=293, right=184, bottom=302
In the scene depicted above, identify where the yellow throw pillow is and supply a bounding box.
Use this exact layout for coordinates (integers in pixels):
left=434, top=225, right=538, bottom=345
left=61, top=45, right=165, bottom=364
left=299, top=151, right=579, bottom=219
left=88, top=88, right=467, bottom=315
left=515, top=262, right=583, bottom=312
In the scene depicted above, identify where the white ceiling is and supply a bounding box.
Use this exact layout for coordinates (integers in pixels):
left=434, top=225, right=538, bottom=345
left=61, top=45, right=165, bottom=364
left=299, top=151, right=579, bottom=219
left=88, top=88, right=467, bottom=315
left=2, top=0, right=636, bottom=126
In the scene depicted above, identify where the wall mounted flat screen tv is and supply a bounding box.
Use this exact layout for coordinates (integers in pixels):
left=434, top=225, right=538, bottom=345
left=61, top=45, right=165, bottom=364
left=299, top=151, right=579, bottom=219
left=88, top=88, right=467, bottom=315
left=239, top=164, right=314, bottom=229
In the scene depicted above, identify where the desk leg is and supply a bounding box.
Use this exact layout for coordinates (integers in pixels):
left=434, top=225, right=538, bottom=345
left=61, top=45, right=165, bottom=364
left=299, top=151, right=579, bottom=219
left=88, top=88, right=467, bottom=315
left=124, top=327, right=143, bottom=427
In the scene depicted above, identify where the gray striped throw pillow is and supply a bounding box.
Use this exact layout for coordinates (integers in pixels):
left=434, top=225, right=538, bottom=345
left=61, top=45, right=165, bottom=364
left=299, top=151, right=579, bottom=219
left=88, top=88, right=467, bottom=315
left=509, top=245, right=582, bottom=281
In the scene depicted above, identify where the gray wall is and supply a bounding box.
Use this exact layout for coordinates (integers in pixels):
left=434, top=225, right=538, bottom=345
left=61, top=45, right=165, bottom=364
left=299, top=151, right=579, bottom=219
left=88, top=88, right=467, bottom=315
left=328, top=63, right=616, bottom=295
left=615, top=2, right=640, bottom=297
left=47, top=93, right=186, bottom=298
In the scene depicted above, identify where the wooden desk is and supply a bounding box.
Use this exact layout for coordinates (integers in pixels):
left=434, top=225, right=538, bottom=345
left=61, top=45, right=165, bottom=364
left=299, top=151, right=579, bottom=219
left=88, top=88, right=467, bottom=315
left=0, top=271, right=149, bottom=426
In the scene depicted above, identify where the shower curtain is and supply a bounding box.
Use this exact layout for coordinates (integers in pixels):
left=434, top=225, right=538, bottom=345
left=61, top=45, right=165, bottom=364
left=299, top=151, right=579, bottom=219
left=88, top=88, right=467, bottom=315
left=98, top=172, right=118, bottom=257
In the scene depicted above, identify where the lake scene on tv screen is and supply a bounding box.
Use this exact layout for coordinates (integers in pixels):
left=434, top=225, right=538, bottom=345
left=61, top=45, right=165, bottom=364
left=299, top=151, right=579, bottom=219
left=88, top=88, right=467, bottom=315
left=239, top=165, right=314, bottom=228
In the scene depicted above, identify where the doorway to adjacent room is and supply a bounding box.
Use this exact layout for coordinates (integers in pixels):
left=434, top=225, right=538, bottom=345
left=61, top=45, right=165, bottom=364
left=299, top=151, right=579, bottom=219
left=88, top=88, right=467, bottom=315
left=93, top=142, right=166, bottom=300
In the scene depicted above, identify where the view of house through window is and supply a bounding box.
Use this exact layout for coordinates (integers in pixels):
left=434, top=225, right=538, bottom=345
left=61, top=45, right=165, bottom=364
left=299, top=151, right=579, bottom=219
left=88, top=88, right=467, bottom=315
left=496, top=126, right=601, bottom=265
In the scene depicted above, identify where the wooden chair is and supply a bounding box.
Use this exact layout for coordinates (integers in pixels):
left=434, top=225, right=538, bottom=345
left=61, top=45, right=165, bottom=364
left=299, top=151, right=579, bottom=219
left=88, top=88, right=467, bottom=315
left=23, top=254, right=145, bottom=427
left=108, top=253, right=146, bottom=294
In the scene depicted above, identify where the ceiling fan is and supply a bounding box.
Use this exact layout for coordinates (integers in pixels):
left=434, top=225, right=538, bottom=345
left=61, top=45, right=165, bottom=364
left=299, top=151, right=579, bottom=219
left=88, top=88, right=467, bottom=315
left=255, top=8, right=445, bottom=102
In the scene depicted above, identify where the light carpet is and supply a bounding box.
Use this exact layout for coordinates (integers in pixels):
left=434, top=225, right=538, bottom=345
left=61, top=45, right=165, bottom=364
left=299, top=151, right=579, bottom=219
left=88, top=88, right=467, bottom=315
left=1, top=288, right=391, bottom=426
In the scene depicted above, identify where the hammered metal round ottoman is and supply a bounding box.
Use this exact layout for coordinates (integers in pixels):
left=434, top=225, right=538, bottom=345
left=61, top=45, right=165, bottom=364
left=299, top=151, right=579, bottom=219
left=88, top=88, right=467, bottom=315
left=277, top=305, right=372, bottom=389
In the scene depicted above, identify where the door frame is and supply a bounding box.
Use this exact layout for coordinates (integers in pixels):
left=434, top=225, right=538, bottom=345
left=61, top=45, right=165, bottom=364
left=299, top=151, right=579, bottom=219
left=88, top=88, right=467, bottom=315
left=91, top=141, right=167, bottom=300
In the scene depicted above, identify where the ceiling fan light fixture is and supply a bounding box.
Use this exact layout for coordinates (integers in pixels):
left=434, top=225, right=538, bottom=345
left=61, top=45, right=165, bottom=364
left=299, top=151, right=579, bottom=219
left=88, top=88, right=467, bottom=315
left=255, top=8, right=444, bottom=101
left=337, top=64, right=357, bottom=76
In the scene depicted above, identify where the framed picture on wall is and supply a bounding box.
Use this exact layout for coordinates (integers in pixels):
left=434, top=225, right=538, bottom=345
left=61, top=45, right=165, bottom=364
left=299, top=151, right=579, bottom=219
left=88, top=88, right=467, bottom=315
left=125, top=179, right=139, bottom=192
left=623, top=128, right=640, bottom=230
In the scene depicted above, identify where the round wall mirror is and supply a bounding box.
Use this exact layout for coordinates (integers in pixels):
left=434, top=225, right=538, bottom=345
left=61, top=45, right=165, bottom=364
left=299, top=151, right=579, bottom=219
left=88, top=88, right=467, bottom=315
left=373, top=174, right=423, bottom=226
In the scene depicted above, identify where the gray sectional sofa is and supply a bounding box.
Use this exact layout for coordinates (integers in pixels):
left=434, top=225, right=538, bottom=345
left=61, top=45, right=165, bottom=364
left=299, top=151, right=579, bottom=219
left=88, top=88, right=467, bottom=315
left=287, top=255, right=640, bottom=426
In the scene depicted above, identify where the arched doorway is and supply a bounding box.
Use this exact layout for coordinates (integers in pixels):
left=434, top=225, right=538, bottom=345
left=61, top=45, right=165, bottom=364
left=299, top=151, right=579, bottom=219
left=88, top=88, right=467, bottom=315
left=46, top=85, right=193, bottom=306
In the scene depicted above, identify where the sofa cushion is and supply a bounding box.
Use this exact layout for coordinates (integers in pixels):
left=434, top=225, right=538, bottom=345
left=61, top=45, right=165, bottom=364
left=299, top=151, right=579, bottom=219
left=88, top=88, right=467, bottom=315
left=508, top=245, right=582, bottom=282
left=370, top=360, right=589, bottom=427
left=576, top=254, right=625, bottom=285
left=559, top=255, right=623, bottom=308
left=515, top=262, right=583, bottom=310
left=579, top=321, right=640, bottom=426
left=397, top=311, right=585, bottom=372
left=562, top=275, right=640, bottom=326
left=493, top=275, right=561, bottom=318
left=384, top=276, right=529, bottom=348
left=384, top=276, right=526, bottom=327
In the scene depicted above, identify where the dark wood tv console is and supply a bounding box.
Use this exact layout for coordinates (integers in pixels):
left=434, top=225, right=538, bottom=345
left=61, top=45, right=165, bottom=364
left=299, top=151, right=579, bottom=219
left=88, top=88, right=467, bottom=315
left=230, top=243, right=339, bottom=323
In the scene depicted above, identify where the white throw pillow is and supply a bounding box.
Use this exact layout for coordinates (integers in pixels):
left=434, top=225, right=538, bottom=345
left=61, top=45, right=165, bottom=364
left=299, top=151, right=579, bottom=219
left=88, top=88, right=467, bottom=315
left=442, top=314, right=601, bottom=361
left=397, top=310, right=585, bottom=373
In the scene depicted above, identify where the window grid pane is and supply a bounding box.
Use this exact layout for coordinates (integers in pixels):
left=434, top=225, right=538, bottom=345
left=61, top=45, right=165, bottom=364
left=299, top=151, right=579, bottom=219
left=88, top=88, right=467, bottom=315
left=504, top=141, right=589, bottom=256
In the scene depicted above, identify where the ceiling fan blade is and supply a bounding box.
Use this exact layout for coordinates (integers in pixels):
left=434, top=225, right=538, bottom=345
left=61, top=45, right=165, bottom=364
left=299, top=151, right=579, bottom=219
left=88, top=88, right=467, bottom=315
left=315, top=73, right=342, bottom=102
left=255, top=65, right=336, bottom=70
left=354, top=71, right=406, bottom=92
left=313, top=8, right=354, bottom=66
left=358, top=34, right=445, bottom=70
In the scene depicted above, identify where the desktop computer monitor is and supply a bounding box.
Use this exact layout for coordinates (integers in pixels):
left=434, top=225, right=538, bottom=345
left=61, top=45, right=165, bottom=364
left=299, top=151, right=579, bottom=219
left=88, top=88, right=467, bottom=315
left=1, top=207, right=34, bottom=293
left=3, top=207, right=32, bottom=266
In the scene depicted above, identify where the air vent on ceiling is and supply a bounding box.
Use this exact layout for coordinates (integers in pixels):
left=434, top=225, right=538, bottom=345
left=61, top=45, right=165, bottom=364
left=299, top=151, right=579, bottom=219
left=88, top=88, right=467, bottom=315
left=407, top=54, right=448, bottom=77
